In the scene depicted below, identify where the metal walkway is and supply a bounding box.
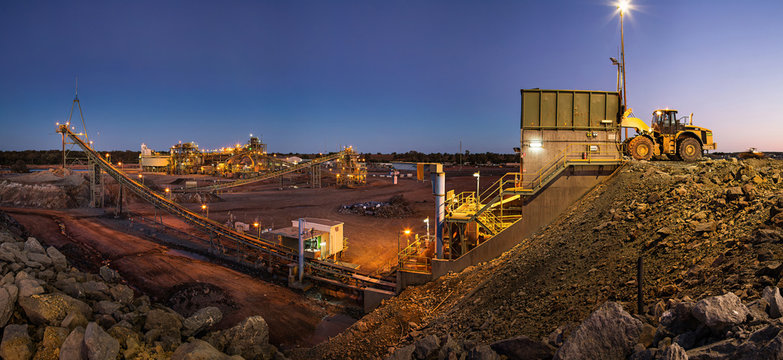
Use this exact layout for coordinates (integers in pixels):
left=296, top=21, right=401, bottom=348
left=57, top=125, right=394, bottom=292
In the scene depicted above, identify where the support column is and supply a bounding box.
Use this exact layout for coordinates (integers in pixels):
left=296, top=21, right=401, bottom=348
left=298, top=218, right=305, bottom=283
left=89, top=159, right=103, bottom=208
left=432, top=172, right=445, bottom=259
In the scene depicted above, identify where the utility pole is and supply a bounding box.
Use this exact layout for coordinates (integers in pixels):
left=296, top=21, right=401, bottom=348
left=618, top=1, right=629, bottom=140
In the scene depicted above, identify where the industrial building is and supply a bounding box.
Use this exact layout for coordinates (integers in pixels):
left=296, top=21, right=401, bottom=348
left=270, top=218, right=345, bottom=261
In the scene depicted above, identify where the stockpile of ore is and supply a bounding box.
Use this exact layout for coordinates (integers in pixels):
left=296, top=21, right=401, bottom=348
left=339, top=195, right=413, bottom=218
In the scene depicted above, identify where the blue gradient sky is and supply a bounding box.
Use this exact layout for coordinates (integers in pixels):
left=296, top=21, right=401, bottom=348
left=1, top=1, right=781, bottom=153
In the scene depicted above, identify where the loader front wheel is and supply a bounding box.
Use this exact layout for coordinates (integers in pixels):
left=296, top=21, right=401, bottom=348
left=628, top=136, right=654, bottom=161
left=678, top=137, right=702, bottom=162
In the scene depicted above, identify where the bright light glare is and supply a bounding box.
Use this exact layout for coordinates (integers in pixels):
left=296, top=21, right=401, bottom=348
left=529, top=140, right=543, bottom=148
left=617, top=0, right=630, bottom=13
left=403, top=229, right=411, bottom=235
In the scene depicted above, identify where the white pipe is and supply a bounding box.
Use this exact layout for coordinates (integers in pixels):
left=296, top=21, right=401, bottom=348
left=432, top=172, right=445, bottom=259
left=298, top=218, right=305, bottom=283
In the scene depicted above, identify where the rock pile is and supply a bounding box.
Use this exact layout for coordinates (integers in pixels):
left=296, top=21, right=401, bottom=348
left=0, top=210, right=284, bottom=359
left=0, top=169, right=90, bottom=209
left=339, top=195, right=414, bottom=218
left=304, top=158, right=783, bottom=360
left=383, top=289, right=783, bottom=360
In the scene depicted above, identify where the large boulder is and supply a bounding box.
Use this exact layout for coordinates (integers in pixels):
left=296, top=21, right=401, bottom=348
left=386, top=344, right=415, bottom=360
left=466, top=345, right=499, bottom=360
left=144, top=308, right=183, bottom=351
left=172, top=339, right=235, bottom=360
left=33, top=326, right=70, bottom=360
left=61, top=311, right=89, bottom=330
left=144, top=308, right=183, bottom=331
left=685, top=338, right=741, bottom=360
left=45, top=247, right=67, bottom=270
left=205, top=316, right=274, bottom=360
left=182, top=307, right=223, bottom=337
left=0, top=324, right=32, bottom=360
left=18, top=279, right=44, bottom=298
left=83, top=322, right=119, bottom=360
left=659, top=343, right=688, bottom=360
left=691, top=293, right=749, bottom=331
left=413, top=334, right=439, bottom=359
left=107, top=324, right=142, bottom=359
left=108, top=284, right=133, bottom=305
left=660, top=301, right=700, bottom=336
left=18, top=293, right=91, bottom=326
left=24, top=237, right=46, bottom=254
left=553, top=302, right=642, bottom=360
left=98, top=266, right=119, bottom=283
left=94, top=300, right=122, bottom=315
left=490, top=335, right=554, bottom=360
left=82, top=281, right=110, bottom=300
left=763, top=287, right=783, bottom=319
left=59, top=327, right=86, bottom=360
left=0, top=284, right=18, bottom=327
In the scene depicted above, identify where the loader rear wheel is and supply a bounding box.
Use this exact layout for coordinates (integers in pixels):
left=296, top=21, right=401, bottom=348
left=628, top=136, right=654, bottom=161
left=678, top=137, right=702, bottom=162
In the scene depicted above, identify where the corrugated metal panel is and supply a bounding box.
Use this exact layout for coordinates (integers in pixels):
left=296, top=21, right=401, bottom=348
left=521, top=89, right=621, bottom=130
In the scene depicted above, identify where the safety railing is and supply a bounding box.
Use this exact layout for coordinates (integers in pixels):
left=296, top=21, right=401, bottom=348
left=397, top=235, right=431, bottom=273
left=446, top=142, right=622, bottom=236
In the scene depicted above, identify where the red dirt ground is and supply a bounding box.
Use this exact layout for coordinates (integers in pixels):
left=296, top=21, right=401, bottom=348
left=2, top=207, right=331, bottom=350
left=122, top=167, right=507, bottom=272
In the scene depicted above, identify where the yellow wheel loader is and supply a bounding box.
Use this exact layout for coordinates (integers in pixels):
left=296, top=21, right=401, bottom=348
left=621, top=108, right=716, bottom=161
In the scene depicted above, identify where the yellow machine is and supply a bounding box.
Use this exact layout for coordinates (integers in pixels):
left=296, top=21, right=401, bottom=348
left=621, top=108, right=716, bottom=161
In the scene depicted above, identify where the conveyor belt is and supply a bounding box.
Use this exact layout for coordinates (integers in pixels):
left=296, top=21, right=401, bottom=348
left=57, top=125, right=393, bottom=291
left=176, top=151, right=347, bottom=193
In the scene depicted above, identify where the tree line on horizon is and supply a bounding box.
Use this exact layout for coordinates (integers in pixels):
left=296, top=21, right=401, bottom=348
left=0, top=150, right=518, bottom=171
left=0, top=150, right=141, bottom=167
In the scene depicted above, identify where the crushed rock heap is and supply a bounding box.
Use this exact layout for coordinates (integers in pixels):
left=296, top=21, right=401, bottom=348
left=339, top=195, right=414, bottom=218
left=296, top=158, right=783, bottom=360
left=0, top=168, right=89, bottom=209
left=0, top=211, right=285, bottom=360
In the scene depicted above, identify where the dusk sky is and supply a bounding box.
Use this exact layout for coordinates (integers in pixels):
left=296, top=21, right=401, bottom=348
left=1, top=1, right=781, bottom=154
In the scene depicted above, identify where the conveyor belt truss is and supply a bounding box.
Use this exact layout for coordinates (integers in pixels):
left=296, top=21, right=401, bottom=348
left=177, top=150, right=350, bottom=193
left=56, top=125, right=393, bottom=291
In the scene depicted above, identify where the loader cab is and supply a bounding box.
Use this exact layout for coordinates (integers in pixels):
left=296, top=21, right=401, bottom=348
left=651, top=109, right=683, bottom=134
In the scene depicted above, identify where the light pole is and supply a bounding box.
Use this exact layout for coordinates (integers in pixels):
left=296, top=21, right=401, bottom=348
left=473, top=172, right=480, bottom=203
left=201, top=204, right=208, bottom=218
left=164, top=187, right=170, bottom=200
left=617, top=0, right=630, bottom=139
left=254, top=221, right=260, bottom=240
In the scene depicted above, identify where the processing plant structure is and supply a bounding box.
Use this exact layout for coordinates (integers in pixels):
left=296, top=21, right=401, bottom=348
left=139, top=136, right=367, bottom=187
